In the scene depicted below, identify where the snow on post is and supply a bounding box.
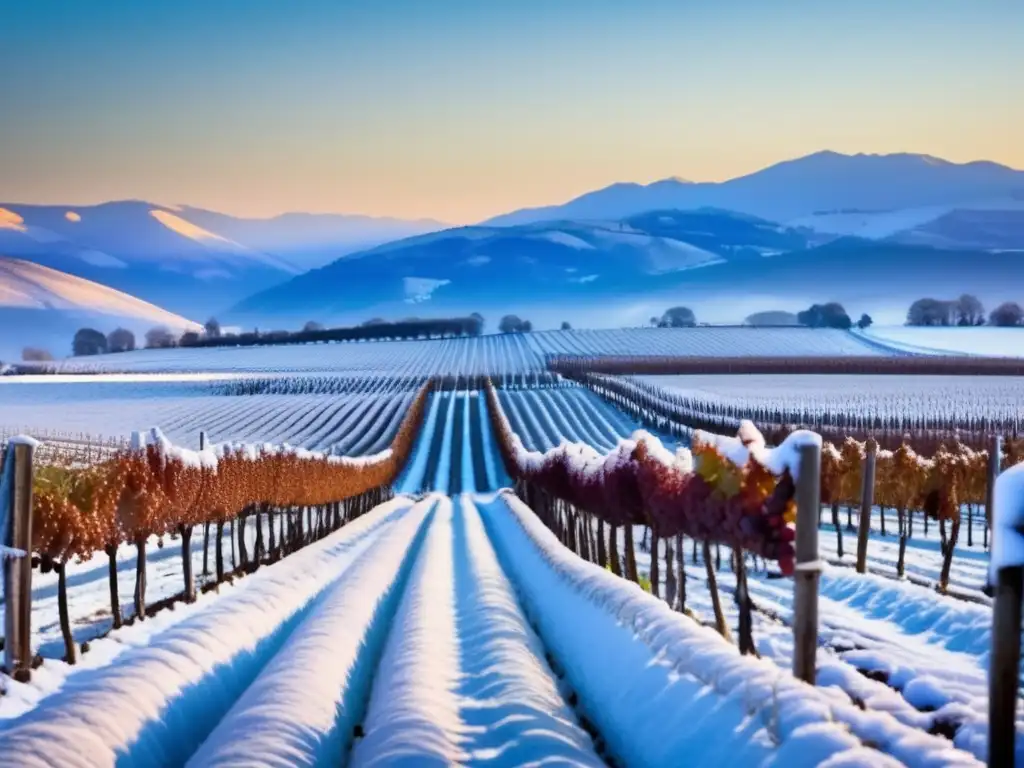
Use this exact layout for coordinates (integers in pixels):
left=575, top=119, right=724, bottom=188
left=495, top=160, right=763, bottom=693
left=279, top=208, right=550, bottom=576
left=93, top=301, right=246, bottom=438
left=988, top=460, right=1024, bottom=767
left=2, top=435, right=39, bottom=682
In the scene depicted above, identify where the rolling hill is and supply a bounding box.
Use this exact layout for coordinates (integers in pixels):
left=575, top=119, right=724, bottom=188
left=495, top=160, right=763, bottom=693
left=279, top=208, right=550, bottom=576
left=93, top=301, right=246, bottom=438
left=230, top=209, right=812, bottom=324
left=231, top=205, right=1024, bottom=330
left=0, top=256, right=200, bottom=361
left=0, top=201, right=446, bottom=317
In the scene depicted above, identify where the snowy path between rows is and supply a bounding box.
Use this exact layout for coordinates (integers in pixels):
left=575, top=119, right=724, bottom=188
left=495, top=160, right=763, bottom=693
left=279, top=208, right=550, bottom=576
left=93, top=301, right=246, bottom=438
left=397, top=391, right=505, bottom=497
left=481, top=493, right=914, bottom=768
left=351, top=496, right=602, bottom=767
left=189, top=496, right=437, bottom=766
left=395, top=391, right=442, bottom=494
left=0, top=497, right=414, bottom=766
left=818, top=518, right=990, bottom=597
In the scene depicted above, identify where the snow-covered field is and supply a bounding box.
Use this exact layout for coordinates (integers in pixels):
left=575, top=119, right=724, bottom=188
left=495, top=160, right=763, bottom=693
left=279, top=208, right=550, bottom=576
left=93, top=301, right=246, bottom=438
left=526, top=326, right=884, bottom=358
left=500, top=384, right=681, bottom=452
left=636, top=373, right=1024, bottom=431
left=860, top=326, right=1024, bottom=358
left=21, top=326, right=891, bottom=376
left=10, top=325, right=1023, bottom=381
left=0, top=375, right=411, bottom=453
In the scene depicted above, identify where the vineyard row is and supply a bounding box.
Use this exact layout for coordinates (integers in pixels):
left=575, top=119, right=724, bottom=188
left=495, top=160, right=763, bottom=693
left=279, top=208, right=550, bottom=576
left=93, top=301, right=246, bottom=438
left=572, top=371, right=1024, bottom=451
left=548, top=354, right=1024, bottom=377
left=0, top=384, right=429, bottom=676
left=555, top=372, right=1017, bottom=594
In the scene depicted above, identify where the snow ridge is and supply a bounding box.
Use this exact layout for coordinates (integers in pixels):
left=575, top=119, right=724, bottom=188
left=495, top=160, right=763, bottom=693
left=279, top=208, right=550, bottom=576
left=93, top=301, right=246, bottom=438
left=188, top=496, right=437, bottom=767
left=351, top=497, right=601, bottom=766
left=350, top=496, right=465, bottom=765
left=0, top=498, right=412, bottom=767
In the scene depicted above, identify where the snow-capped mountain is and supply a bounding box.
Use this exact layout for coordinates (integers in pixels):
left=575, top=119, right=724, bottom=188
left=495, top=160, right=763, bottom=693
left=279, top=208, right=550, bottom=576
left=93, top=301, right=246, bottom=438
left=231, top=209, right=812, bottom=322
left=483, top=151, right=1024, bottom=233
left=231, top=201, right=1024, bottom=332
left=0, top=201, right=446, bottom=317
left=0, top=256, right=201, bottom=361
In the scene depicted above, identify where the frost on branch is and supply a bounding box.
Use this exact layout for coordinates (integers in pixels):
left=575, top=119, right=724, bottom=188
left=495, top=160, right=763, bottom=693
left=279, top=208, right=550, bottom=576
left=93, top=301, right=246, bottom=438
left=487, top=380, right=806, bottom=575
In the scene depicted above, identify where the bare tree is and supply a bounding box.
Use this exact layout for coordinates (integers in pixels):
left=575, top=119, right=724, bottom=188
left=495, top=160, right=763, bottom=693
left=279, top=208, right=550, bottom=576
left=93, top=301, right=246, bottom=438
left=204, top=317, right=222, bottom=338
left=907, top=298, right=955, bottom=326
left=107, top=327, right=136, bottom=353
left=990, top=302, right=1024, bottom=327
left=955, top=294, right=985, bottom=326
left=145, top=326, right=176, bottom=349
left=499, top=315, right=524, bottom=333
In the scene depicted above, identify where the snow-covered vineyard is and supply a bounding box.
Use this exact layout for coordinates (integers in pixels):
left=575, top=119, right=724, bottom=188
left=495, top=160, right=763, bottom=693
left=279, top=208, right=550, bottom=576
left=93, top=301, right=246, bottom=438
left=7, top=325, right=972, bottom=377
left=2, top=328, right=1023, bottom=767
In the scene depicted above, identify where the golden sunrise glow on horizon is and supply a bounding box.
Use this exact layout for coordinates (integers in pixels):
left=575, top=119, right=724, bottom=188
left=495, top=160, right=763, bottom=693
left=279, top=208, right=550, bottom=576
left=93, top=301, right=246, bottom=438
left=2, top=0, right=1022, bottom=224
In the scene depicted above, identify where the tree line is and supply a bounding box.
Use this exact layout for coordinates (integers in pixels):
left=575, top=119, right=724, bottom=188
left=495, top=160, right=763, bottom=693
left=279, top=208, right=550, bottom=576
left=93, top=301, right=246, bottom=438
left=906, top=295, right=1023, bottom=327
left=60, top=312, right=558, bottom=358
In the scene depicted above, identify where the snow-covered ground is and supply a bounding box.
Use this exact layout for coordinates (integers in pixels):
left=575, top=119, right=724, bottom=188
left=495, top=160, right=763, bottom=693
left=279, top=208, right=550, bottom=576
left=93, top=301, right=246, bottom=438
left=351, top=496, right=604, bottom=766
left=0, top=519, right=257, bottom=659
left=859, top=326, right=1024, bottom=358
left=189, top=497, right=435, bottom=766
left=620, top=526, right=1007, bottom=764
left=818, top=510, right=991, bottom=597
left=484, top=493, right=968, bottom=766
left=396, top=391, right=509, bottom=495
left=0, top=496, right=414, bottom=735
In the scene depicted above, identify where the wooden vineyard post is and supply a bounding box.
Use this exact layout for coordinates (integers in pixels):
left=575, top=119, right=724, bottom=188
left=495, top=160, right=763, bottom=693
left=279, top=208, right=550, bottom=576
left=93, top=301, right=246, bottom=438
left=792, top=438, right=822, bottom=685
left=856, top=438, right=877, bottom=574
left=2, top=439, right=36, bottom=682
left=985, top=435, right=1003, bottom=551
left=988, top=461, right=1023, bottom=768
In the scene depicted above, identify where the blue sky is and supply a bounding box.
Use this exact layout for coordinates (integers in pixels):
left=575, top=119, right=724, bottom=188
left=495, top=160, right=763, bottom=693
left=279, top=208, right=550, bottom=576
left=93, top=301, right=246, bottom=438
left=2, top=0, right=1021, bottom=222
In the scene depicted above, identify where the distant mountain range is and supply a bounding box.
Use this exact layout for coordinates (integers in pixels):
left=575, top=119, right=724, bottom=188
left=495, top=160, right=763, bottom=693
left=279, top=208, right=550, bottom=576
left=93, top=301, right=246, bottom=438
left=233, top=210, right=1024, bottom=330
left=0, top=256, right=200, bottom=361
left=0, top=201, right=445, bottom=316
left=3, top=150, right=1023, bottom=331
left=231, top=209, right=814, bottom=322
left=484, top=151, right=1024, bottom=234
